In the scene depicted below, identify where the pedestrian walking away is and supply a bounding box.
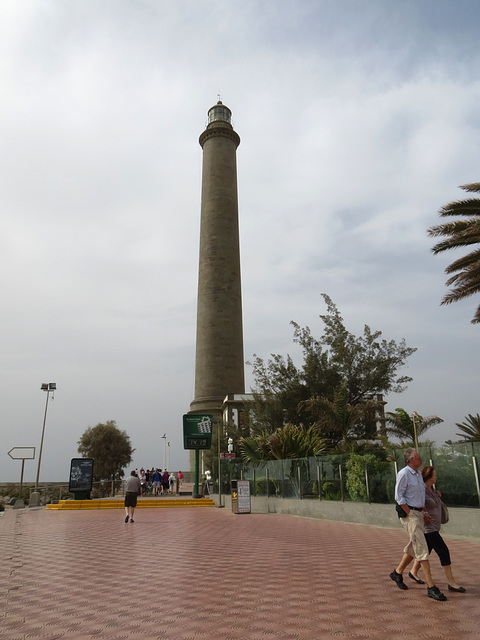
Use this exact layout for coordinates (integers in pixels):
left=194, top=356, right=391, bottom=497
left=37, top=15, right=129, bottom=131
left=124, top=470, right=141, bottom=523
left=390, top=448, right=447, bottom=601
left=152, top=468, right=162, bottom=496
left=169, top=471, right=176, bottom=494
left=162, top=470, right=169, bottom=495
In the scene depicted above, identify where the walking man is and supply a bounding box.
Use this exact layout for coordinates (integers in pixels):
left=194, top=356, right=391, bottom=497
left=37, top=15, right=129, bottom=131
left=390, top=447, right=447, bottom=601
left=124, top=470, right=141, bottom=523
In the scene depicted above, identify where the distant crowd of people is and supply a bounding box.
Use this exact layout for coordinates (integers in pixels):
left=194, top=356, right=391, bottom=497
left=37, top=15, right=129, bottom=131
left=132, top=468, right=184, bottom=497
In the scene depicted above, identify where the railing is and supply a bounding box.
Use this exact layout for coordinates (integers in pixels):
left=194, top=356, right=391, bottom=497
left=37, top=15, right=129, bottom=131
left=0, top=477, right=192, bottom=506
left=214, top=441, right=480, bottom=508
left=0, top=481, right=123, bottom=506
left=2, top=443, right=478, bottom=508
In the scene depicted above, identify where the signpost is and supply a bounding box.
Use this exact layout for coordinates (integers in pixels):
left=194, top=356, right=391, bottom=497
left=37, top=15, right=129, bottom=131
left=183, top=414, right=212, bottom=497
left=7, top=447, right=36, bottom=509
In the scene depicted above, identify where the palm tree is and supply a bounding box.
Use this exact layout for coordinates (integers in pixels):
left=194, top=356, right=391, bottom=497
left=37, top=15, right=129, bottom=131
left=298, top=382, right=381, bottom=450
left=456, top=413, right=480, bottom=441
left=238, top=423, right=328, bottom=463
left=428, top=182, right=480, bottom=324
left=384, top=408, right=443, bottom=446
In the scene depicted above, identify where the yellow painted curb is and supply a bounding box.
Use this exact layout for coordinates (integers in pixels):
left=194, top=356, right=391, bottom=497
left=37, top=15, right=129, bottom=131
left=45, top=498, right=216, bottom=510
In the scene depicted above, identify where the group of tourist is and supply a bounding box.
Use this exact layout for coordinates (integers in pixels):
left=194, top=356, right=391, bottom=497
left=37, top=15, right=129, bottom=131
left=124, top=467, right=184, bottom=523
left=390, top=447, right=465, bottom=601
left=134, top=467, right=184, bottom=496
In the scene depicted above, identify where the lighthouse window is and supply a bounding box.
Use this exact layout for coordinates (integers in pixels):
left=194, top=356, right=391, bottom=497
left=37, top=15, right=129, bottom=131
left=209, top=106, right=231, bottom=124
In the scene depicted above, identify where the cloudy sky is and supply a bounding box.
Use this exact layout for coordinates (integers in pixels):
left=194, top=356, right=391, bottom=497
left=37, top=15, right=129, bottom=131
left=2, top=0, right=480, bottom=483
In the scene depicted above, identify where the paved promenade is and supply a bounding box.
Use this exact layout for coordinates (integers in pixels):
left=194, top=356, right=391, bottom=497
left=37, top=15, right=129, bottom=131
left=1, top=505, right=479, bottom=639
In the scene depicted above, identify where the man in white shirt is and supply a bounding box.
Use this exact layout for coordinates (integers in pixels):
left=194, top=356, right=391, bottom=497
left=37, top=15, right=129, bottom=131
left=390, top=448, right=447, bottom=601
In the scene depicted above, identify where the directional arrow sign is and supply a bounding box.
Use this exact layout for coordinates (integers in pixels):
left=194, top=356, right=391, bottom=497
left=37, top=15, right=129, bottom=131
left=8, top=447, right=35, bottom=460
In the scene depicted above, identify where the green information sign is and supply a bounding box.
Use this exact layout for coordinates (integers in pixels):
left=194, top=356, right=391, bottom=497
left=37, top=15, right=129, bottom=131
left=183, top=414, right=213, bottom=450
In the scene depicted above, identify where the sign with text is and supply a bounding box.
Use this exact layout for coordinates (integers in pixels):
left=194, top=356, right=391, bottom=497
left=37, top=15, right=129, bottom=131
left=69, top=458, right=94, bottom=492
left=183, top=414, right=213, bottom=450
left=236, top=480, right=251, bottom=513
left=231, top=479, right=251, bottom=514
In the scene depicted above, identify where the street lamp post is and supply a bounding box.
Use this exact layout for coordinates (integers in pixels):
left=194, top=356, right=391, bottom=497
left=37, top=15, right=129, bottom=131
left=167, top=442, right=170, bottom=470
left=412, top=411, right=419, bottom=451
left=31, top=383, right=56, bottom=507
left=35, top=383, right=56, bottom=490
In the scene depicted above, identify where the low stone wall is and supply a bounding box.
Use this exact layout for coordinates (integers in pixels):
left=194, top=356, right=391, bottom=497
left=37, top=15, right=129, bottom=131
left=214, top=494, right=480, bottom=542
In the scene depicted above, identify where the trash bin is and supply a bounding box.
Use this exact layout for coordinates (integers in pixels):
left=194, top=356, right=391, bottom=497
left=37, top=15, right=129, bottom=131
left=231, top=479, right=251, bottom=514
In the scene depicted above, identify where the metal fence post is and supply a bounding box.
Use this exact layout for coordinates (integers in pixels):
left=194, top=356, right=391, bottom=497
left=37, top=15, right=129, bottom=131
left=365, top=463, right=370, bottom=504
left=473, top=455, right=480, bottom=508
left=317, top=461, right=322, bottom=500
left=339, top=463, right=344, bottom=502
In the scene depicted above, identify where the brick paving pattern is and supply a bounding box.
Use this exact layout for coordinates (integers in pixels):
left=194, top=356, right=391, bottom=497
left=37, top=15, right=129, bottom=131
left=1, top=506, right=479, bottom=639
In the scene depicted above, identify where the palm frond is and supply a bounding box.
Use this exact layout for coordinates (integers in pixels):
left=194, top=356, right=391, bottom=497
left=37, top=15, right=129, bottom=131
left=444, top=248, right=480, bottom=273
left=460, top=183, right=480, bottom=193
left=429, top=183, right=480, bottom=323
left=455, top=413, right=480, bottom=441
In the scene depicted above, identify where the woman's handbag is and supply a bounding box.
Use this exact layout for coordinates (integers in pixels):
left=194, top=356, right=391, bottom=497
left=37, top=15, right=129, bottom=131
left=441, top=501, right=449, bottom=524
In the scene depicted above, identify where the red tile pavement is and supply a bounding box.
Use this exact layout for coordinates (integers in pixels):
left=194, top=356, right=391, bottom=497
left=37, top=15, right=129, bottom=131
left=1, top=506, right=479, bottom=639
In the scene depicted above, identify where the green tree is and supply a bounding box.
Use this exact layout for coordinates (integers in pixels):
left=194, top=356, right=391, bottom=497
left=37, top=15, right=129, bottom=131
left=238, top=423, right=328, bottom=464
left=246, top=353, right=309, bottom=434
left=345, top=453, right=390, bottom=502
left=299, top=382, right=382, bottom=450
left=295, top=295, right=417, bottom=403
left=455, top=413, right=480, bottom=441
left=245, top=295, right=416, bottom=436
left=77, top=420, right=134, bottom=485
left=384, top=408, right=443, bottom=445
left=428, top=182, right=480, bottom=324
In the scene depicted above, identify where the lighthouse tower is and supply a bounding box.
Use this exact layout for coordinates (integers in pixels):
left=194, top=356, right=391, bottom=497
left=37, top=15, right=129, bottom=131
left=189, top=101, right=245, bottom=419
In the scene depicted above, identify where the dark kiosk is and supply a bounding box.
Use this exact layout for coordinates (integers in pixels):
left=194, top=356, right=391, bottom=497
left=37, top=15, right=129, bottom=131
left=69, top=458, right=94, bottom=500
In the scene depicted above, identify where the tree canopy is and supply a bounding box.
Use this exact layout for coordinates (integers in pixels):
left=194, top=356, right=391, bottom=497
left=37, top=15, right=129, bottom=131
left=238, top=423, right=328, bottom=463
left=428, top=182, right=480, bottom=324
left=77, top=420, right=134, bottom=482
left=455, top=413, right=480, bottom=442
left=384, top=408, right=443, bottom=445
left=298, top=381, right=382, bottom=450
left=245, top=295, right=417, bottom=439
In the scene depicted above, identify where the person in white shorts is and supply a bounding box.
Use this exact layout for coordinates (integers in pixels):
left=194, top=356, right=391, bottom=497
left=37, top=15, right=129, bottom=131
left=389, top=448, right=447, bottom=602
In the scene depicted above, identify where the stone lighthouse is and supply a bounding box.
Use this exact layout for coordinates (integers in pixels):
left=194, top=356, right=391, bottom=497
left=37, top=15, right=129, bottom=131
left=189, top=101, right=245, bottom=420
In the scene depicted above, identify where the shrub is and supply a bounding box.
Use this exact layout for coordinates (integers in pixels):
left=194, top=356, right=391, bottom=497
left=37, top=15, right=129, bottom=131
left=255, top=477, right=276, bottom=496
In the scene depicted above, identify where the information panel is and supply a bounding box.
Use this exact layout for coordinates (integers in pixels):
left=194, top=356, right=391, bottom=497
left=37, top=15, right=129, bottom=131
left=236, top=480, right=251, bottom=513
left=232, top=479, right=251, bottom=514
left=183, top=414, right=213, bottom=450
left=69, top=458, right=94, bottom=492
